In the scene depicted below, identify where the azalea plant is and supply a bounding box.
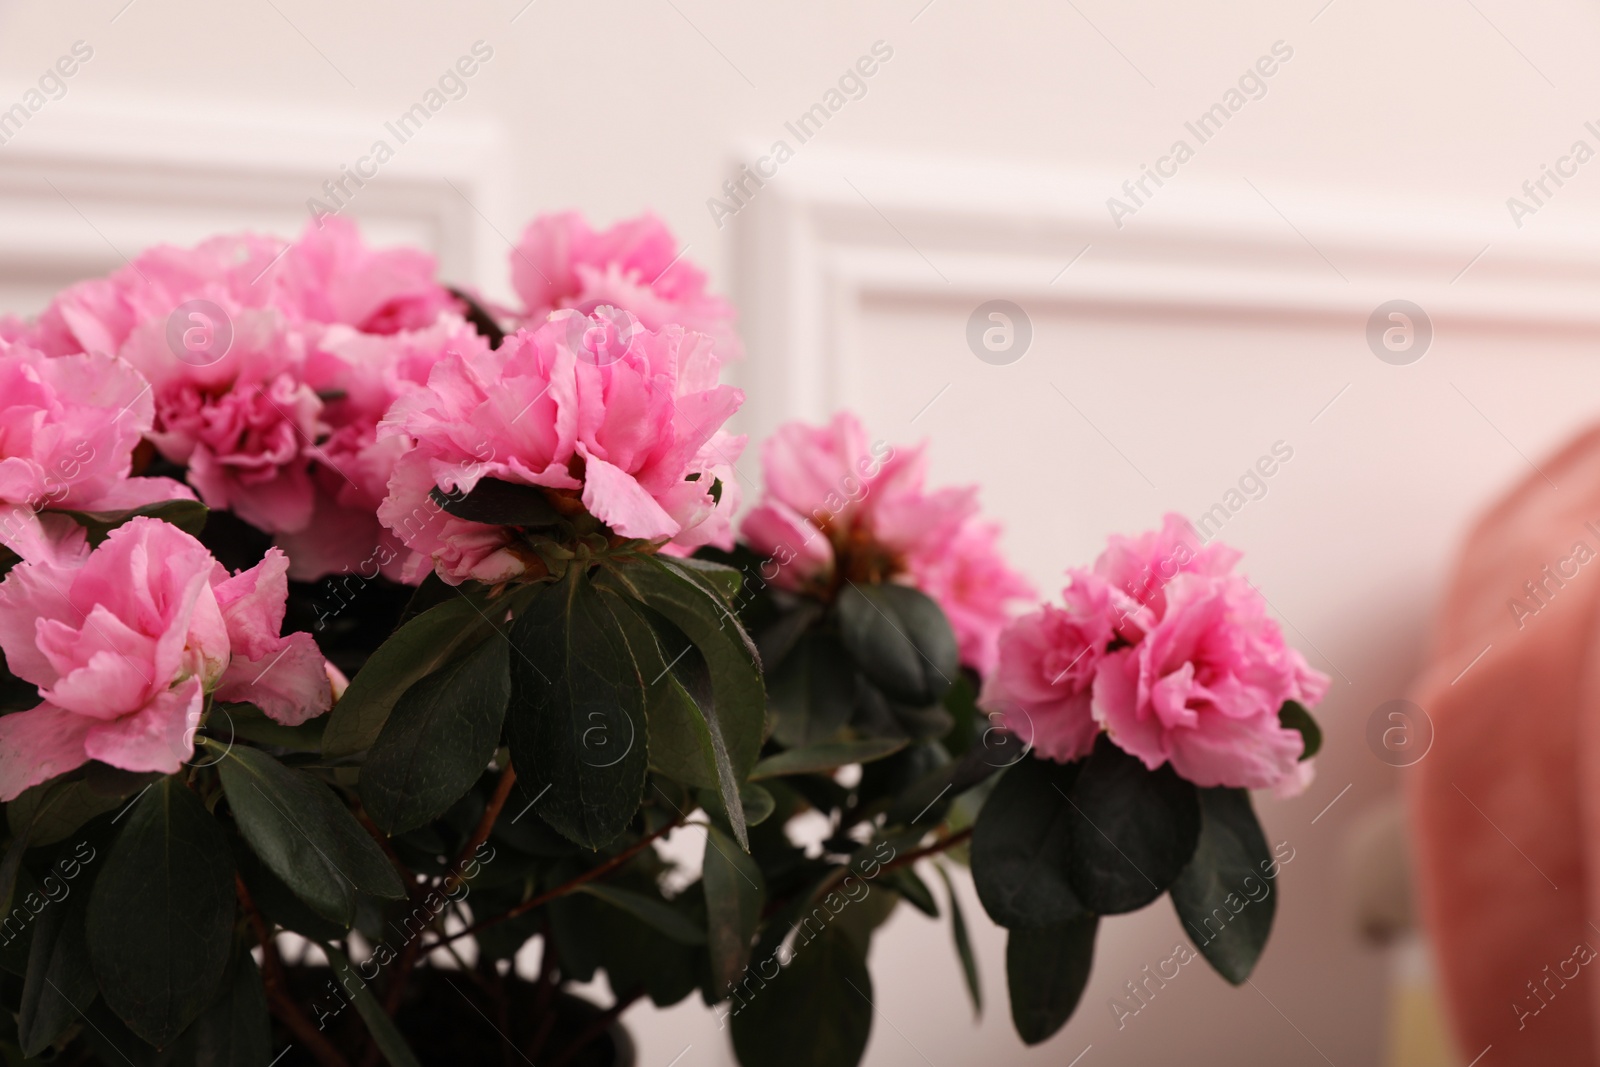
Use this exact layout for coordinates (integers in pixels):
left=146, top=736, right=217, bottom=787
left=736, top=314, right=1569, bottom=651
left=0, top=212, right=1326, bottom=1067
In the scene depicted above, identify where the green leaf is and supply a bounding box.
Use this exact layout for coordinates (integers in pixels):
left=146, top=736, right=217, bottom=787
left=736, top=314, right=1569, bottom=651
left=597, top=558, right=766, bottom=848
left=507, top=568, right=648, bottom=851
left=217, top=745, right=404, bottom=925
left=730, top=923, right=874, bottom=1067
left=85, top=777, right=235, bottom=1048
left=362, top=636, right=510, bottom=835
left=47, top=498, right=208, bottom=545
left=665, top=555, right=744, bottom=600
left=322, top=944, right=424, bottom=1067
left=749, top=738, right=909, bottom=781
left=704, top=822, right=765, bottom=994
left=1064, top=736, right=1200, bottom=915
left=231, top=834, right=348, bottom=942
left=970, top=758, right=1089, bottom=929
left=576, top=883, right=706, bottom=945
left=935, top=865, right=982, bottom=1017
left=606, top=596, right=721, bottom=793
left=321, top=591, right=498, bottom=758
left=190, top=948, right=270, bottom=1067
left=217, top=703, right=325, bottom=752
left=698, top=782, right=775, bottom=829
left=6, top=777, right=124, bottom=850
left=1279, top=700, right=1322, bottom=760
left=603, top=558, right=765, bottom=779
left=431, top=477, right=563, bottom=527
left=1006, top=916, right=1099, bottom=1045
left=1170, top=787, right=1277, bottom=984
left=887, top=868, right=938, bottom=917
left=18, top=880, right=95, bottom=1056
left=835, top=581, right=958, bottom=706
left=768, top=631, right=856, bottom=747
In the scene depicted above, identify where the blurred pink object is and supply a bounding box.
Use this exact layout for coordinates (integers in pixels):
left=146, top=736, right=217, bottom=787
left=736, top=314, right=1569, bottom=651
left=1409, top=424, right=1600, bottom=1061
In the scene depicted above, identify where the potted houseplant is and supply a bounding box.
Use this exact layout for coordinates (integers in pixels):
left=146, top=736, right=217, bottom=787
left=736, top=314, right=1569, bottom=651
left=0, top=212, right=1326, bottom=1067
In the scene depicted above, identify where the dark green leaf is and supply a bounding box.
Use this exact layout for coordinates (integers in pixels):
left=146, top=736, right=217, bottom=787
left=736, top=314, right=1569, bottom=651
left=1279, top=700, right=1322, bottom=761
left=835, top=582, right=958, bottom=706
left=232, top=833, right=348, bottom=942
left=698, top=782, right=775, bottom=829
left=749, top=738, right=908, bottom=781
left=431, top=477, right=563, bottom=527
left=1065, top=736, right=1200, bottom=915
left=754, top=599, right=824, bottom=670
left=768, top=631, right=856, bottom=748
left=86, top=777, right=234, bottom=1048
left=935, top=866, right=982, bottom=1017
left=970, top=758, right=1089, bottom=929
left=598, top=558, right=766, bottom=848
left=666, top=555, right=744, bottom=600
left=217, top=745, right=404, bottom=925
left=321, top=590, right=497, bottom=758
left=7, top=777, right=126, bottom=849
left=362, top=636, right=510, bottom=835
left=322, top=944, right=423, bottom=1067
left=730, top=923, right=873, bottom=1067
left=576, top=883, right=706, bottom=945
left=18, top=880, right=94, bottom=1056
left=1170, top=787, right=1276, bottom=984
left=507, top=568, right=648, bottom=851
left=215, top=703, right=325, bottom=753
left=191, top=949, right=270, bottom=1067
left=606, top=597, right=721, bottom=793
left=48, top=498, right=208, bottom=545
left=704, top=823, right=765, bottom=994
left=887, top=868, right=938, bottom=917
left=1006, top=916, right=1098, bottom=1045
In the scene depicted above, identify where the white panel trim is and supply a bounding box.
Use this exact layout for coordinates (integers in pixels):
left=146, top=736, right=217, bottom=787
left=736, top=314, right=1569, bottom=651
left=728, top=144, right=1600, bottom=441
left=0, top=96, right=511, bottom=313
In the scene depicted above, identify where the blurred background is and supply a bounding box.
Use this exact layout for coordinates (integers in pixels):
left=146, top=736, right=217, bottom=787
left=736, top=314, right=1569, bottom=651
left=7, top=0, right=1600, bottom=1063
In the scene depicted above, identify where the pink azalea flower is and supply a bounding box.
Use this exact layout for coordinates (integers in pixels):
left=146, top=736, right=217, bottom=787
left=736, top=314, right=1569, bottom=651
left=0, top=341, right=192, bottom=561
left=31, top=219, right=453, bottom=359
left=377, top=308, right=744, bottom=585
left=268, top=217, right=455, bottom=335
left=740, top=412, right=1032, bottom=671
left=1092, top=569, right=1329, bottom=790
left=278, top=315, right=493, bottom=582
left=979, top=573, right=1117, bottom=763
left=511, top=212, right=742, bottom=361
left=0, top=517, right=331, bottom=800
left=119, top=309, right=325, bottom=535
left=982, top=513, right=1329, bottom=793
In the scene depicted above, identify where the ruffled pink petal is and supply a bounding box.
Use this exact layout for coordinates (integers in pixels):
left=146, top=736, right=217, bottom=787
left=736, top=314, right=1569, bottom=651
left=82, top=676, right=204, bottom=775
left=580, top=452, right=679, bottom=540
left=216, top=632, right=332, bottom=726
left=0, top=703, right=92, bottom=801
left=211, top=547, right=291, bottom=661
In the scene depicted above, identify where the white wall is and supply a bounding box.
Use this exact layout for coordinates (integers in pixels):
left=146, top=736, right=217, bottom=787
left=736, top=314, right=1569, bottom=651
left=6, top=0, right=1600, bottom=1063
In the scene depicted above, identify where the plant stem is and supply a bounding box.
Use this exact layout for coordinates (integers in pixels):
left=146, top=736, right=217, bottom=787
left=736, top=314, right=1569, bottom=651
left=427, top=817, right=682, bottom=951
left=452, top=761, right=518, bottom=881
left=237, top=875, right=353, bottom=1067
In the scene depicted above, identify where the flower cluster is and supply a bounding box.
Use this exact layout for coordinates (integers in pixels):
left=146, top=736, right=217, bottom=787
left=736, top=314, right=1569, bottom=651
left=0, top=517, right=331, bottom=800
left=981, top=513, right=1329, bottom=792
left=740, top=411, right=1033, bottom=673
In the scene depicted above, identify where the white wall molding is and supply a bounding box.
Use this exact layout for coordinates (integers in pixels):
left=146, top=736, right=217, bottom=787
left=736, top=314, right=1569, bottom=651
left=729, top=144, right=1600, bottom=441
left=0, top=96, right=510, bottom=314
